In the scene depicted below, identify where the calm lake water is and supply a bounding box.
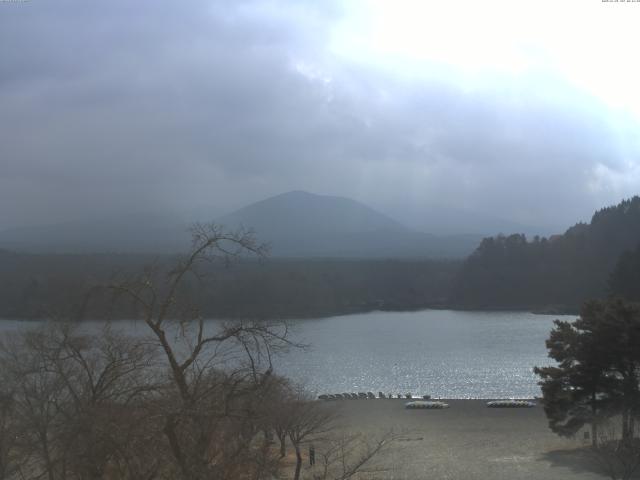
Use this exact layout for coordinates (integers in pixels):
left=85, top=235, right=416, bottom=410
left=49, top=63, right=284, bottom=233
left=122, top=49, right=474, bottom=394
left=0, top=310, right=574, bottom=399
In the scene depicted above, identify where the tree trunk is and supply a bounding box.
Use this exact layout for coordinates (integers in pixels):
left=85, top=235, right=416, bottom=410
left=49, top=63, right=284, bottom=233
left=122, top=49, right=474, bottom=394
left=280, top=436, right=286, bottom=458
left=39, top=432, right=56, bottom=480
left=163, top=415, right=192, bottom=480
left=591, top=391, right=598, bottom=448
left=293, top=445, right=302, bottom=480
left=621, top=371, right=636, bottom=442
left=261, top=428, right=271, bottom=447
left=622, top=409, right=630, bottom=441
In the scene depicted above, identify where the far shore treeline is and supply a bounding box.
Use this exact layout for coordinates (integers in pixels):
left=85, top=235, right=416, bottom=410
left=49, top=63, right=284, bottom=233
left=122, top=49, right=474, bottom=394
left=0, top=254, right=458, bottom=320
left=1, top=196, right=640, bottom=320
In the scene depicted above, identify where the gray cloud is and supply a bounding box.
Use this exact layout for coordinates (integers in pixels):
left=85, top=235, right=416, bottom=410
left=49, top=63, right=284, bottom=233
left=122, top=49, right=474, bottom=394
left=1, top=0, right=639, bottom=232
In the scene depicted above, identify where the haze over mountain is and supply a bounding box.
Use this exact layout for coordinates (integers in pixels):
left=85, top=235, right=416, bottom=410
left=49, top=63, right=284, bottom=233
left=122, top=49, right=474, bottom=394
left=3, top=2, right=640, bottom=235
left=217, top=191, right=482, bottom=257
left=0, top=213, right=191, bottom=254
left=218, top=191, right=404, bottom=236
left=388, top=204, right=555, bottom=237
left=0, top=191, right=483, bottom=258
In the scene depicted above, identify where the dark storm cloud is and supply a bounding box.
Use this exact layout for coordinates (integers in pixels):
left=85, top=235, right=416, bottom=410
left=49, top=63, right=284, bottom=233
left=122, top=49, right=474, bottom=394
left=1, top=0, right=638, bottom=230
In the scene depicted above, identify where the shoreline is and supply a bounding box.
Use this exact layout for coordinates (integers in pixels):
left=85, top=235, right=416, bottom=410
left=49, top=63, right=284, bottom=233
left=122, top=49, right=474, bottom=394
left=0, top=303, right=580, bottom=322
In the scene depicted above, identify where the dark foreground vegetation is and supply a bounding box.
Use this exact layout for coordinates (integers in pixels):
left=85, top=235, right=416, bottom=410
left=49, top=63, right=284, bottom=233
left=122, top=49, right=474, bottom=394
left=536, top=297, right=640, bottom=480
left=0, top=225, right=392, bottom=480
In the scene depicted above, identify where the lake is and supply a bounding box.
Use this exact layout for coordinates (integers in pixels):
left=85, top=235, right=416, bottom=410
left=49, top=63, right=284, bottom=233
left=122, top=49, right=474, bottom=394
left=0, top=309, right=573, bottom=399
left=274, top=310, right=572, bottom=399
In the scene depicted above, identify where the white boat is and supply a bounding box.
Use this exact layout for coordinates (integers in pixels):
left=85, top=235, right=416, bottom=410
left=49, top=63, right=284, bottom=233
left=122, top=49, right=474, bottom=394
left=405, top=400, right=449, bottom=409
left=486, top=400, right=536, bottom=408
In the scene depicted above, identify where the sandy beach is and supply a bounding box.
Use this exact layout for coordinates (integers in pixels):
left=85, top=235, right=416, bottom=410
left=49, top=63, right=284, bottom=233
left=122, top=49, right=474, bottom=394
left=299, top=399, right=613, bottom=480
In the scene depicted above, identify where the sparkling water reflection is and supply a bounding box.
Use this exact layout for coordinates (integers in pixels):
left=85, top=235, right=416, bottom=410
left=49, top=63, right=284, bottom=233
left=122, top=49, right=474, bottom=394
left=0, top=310, right=573, bottom=399
left=273, top=310, right=573, bottom=399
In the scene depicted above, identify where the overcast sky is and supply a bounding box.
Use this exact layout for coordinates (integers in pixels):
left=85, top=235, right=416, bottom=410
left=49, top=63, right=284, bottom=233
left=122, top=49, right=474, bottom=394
left=1, top=0, right=639, bottom=231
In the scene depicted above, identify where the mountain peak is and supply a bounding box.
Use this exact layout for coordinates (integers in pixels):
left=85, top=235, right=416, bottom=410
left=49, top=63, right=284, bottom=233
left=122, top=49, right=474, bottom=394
left=262, top=190, right=358, bottom=205
left=219, top=191, right=405, bottom=235
left=213, top=191, right=481, bottom=258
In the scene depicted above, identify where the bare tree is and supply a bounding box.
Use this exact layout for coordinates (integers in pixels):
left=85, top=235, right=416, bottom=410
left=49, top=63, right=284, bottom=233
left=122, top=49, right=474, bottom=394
left=1, top=326, right=72, bottom=480
left=312, top=431, right=396, bottom=480
left=0, top=389, right=22, bottom=480
left=107, top=223, right=295, bottom=479
left=258, top=376, right=295, bottom=459
left=1, top=223, right=393, bottom=480
left=284, top=391, right=338, bottom=480
left=0, top=322, right=159, bottom=480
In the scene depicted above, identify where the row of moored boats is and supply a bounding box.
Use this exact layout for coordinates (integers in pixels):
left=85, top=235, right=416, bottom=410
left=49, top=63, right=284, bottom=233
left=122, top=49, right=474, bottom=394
left=318, top=392, right=431, bottom=401
left=405, top=399, right=536, bottom=409
left=317, top=393, right=536, bottom=409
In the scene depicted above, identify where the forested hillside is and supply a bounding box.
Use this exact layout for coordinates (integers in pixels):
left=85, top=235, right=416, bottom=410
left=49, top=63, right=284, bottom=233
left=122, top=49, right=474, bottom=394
left=451, top=197, right=640, bottom=311
left=609, top=242, right=640, bottom=302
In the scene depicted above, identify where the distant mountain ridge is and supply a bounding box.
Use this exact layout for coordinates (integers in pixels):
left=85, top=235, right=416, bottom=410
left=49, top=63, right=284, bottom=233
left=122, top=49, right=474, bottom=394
left=216, top=191, right=480, bottom=258
left=0, top=191, right=482, bottom=258
left=217, top=191, right=405, bottom=236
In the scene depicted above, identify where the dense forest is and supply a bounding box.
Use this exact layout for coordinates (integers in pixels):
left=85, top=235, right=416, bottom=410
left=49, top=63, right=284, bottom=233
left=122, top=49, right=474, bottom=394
left=609, top=242, right=640, bottom=302
left=2, top=197, right=640, bottom=320
left=451, top=196, right=640, bottom=311
left=0, top=250, right=459, bottom=320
